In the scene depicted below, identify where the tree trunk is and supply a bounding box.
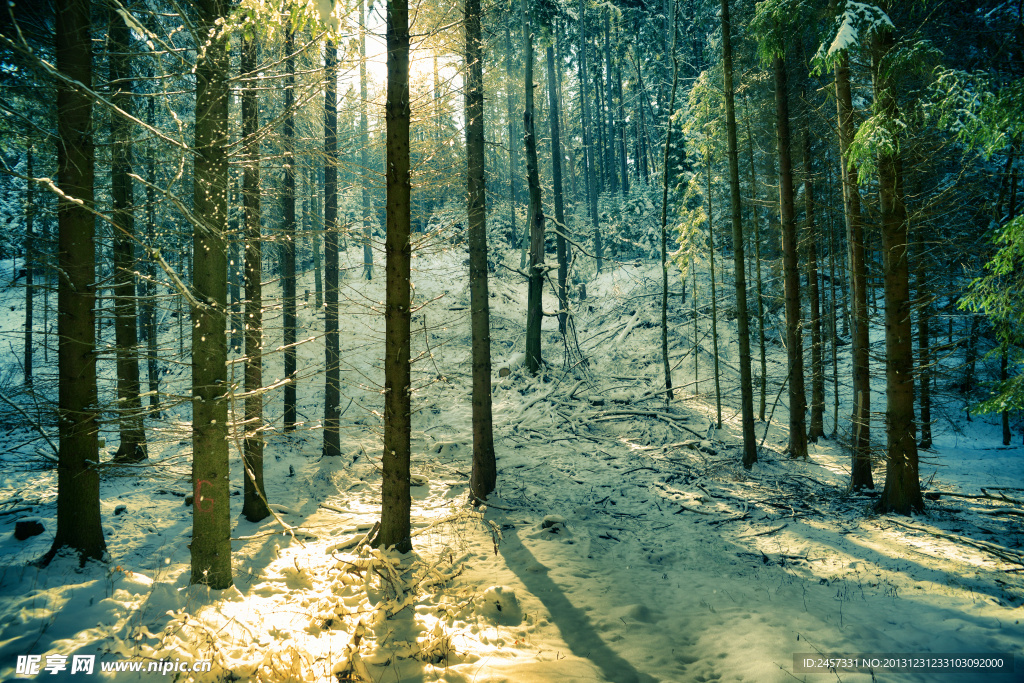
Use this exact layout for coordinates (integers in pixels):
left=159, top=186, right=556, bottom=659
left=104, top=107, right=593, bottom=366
left=44, top=0, right=107, bottom=566
left=282, top=29, right=297, bottom=431
left=602, top=13, right=617, bottom=195
left=773, top=54, right=808, bottom=460
left=145, top=78, right=160, bottom=413
left=465, top=0, right=496, bottom=500
left=745, top=111, right=767, bottom=422
left=660, top=0, right=679, bottom=406
left=803, top=129, right=825, bottom=443
left=323, top=40, right=341, bottom=458
left=360, top=0, right=374, bottom=280
left=504, top=22, right=519, bottom=249
left=835, top=53, right=872, bottom=488
left=827, top=173, right=840, bottom=437
left=379, top=0, right=413, bottom=552
left=578, top=0, right=601, bottom=273
left=614, top=28, right=629, bottom=195
left=310, top=165, right=323, bottom=309
left=24, top=141, right=34, bottom=387
left=109, top=7, right=147, bottom=463
left=721, top=0, right=757, bottom=467
left=522, top=0, right=545, bottom=375
left=241, top=33, right=269, bottom=523
left=190, top=0, right=232, bottom=587
left=916, top=260, right=933, bottom=449
left=707, top=154, right=722, bottom=429
left=1002, top=348, right=1011, bottom=445
left=873, top=28, right=922, bottom=515
left=546, top=45, right=568, bottom=338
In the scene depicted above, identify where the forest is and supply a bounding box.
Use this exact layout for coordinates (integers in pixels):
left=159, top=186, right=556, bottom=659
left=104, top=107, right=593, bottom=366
left=0, top=0, right=1021, bottom=680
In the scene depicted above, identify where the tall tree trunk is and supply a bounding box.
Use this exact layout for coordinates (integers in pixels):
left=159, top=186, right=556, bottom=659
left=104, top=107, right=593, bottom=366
left=24, top=141, right=34, bottom=387
left=614, top=27, right=629, bottom=195
left=465, top=0, right=496, bottom=499
left=44, top=0, right=107, bottom=566
left=522, top=0, right=545, bottom=375
left=241, top=33, right=269, bottom=523
left=828, top=174, right=840, bottom=437
left=546, top=45, right=568, bottom=338
left=803, top=129, right=825, bottom=442
left=578, top=0, right=601, bottom=273
left=310, top=165, right=323, bottom=309
left=721, top=0, right=756, bottom=467
left=660, top=1, right=678, bottom=406
left=745, top=111, right=767, bottom=421
left=190, top=0, right=232, bottom=587
left=872, top=28, right=922, bottom=515
left=282, top=29, right=297, bottom=431
left=379, top=0, right=413, bottom=552
left=110, top=7, right=147, bottom=463
left=602, top=13, right=617, bottom=195
left=835, top=52, right=872, bottom=488
left=773, top=54, right=808, bottom=460
left=323, top=40, right=341, bottom=458
left=504, top=21, right=519, bottom=249
left=360, top=0, right=374, bottom=280
left=916, top=257, right=933, bottom=449
left=145, top=78, right=160, bottom=413
left=1002, top=348, right=1011, bottom=445
left=707, top=154, right=722, bottom=429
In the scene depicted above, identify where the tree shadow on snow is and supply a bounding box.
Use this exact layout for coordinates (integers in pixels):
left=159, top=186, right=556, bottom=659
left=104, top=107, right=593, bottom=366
left=497, top=523, right=660, bottom=683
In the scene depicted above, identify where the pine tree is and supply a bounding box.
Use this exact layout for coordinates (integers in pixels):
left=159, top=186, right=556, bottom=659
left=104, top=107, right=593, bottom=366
left=44, top=0, right=107, bottom=566
left=379, top=0, right=413, bottom=552
left=190, top=0, right=233, bottom=587
left=466, top=0, right=497, bottom=500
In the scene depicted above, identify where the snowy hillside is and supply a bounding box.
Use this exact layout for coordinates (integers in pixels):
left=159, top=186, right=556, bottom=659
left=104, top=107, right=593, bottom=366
left=0, top=245, right=1021, bottom=683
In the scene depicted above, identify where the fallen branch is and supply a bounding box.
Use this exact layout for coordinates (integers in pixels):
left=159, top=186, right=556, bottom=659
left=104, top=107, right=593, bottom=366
left=886, top=518, right=1024, bottom=566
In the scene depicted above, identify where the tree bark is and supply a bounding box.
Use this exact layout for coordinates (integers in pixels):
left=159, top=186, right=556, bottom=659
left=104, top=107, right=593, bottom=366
left=145, top=73, right=160, bottom=413
left=241, top=33, right=269, bottom=522
left=803, top=129, right=825, bottom=442
left=24, top=141, right=34, bottom=387
left=773, top=54, right=808, bottom=460
left=706, top=153, right=722, bottom=428
left=504, top=21, right=519, bottom=249
left=546, top=45, right=568, bottom=338
left=190, top=0, right=232, bottom=587
left=323, top=40, right=341, bottom=458
left=745, top=111, right=767, bottom=422
left=578, top=0, right=601, bottom=273
left=109, top=6, right=147, bottom=463
left=602, top=12, right=617, bottom=195
left=44, top=0, right=107, bottom=565
left=379, top=0, right=413, bottom=552
left=873, top=28, right=922, bottom=515
left=360, top=0, right=374, bottom=280
left=465, top=0, right=496, bottom=499
left=835, top=53, right=872, bottom=488
left=659, top=1, right=678, bottom=407
left=721, top=0, right=757, bottom=467
left=282, top=28, right=297, bottom=431
left=522, top=0, right=545, bottom=375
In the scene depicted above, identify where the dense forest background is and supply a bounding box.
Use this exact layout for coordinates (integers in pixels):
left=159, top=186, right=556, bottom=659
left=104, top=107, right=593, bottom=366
left=0, top=0, right=1022, bottom=680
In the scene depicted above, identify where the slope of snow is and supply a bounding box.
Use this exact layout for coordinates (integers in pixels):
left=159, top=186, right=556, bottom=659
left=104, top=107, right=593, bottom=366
left=0, top=244, right=1021, bottom=682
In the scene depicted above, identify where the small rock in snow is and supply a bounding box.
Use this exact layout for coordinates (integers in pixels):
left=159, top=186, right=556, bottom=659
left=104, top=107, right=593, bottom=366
left=14, top=518, right=44, bottom=540
left=114, top=504, right=128, bottom=516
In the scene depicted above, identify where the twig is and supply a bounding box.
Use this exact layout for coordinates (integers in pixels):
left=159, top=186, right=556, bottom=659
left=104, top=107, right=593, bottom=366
left=0, top=392, right=57, bottom=456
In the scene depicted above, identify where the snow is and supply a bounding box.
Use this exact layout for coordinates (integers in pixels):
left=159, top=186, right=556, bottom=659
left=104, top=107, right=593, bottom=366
left=0, top=242, right=1021, bottom=682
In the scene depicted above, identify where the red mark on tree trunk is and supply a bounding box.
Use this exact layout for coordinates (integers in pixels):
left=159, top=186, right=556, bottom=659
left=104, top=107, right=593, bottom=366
left=195, top=479, right=214, bottom=513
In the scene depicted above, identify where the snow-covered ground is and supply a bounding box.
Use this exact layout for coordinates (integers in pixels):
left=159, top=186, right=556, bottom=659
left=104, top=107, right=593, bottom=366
left=0, top=238, right=1021, bottom=682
